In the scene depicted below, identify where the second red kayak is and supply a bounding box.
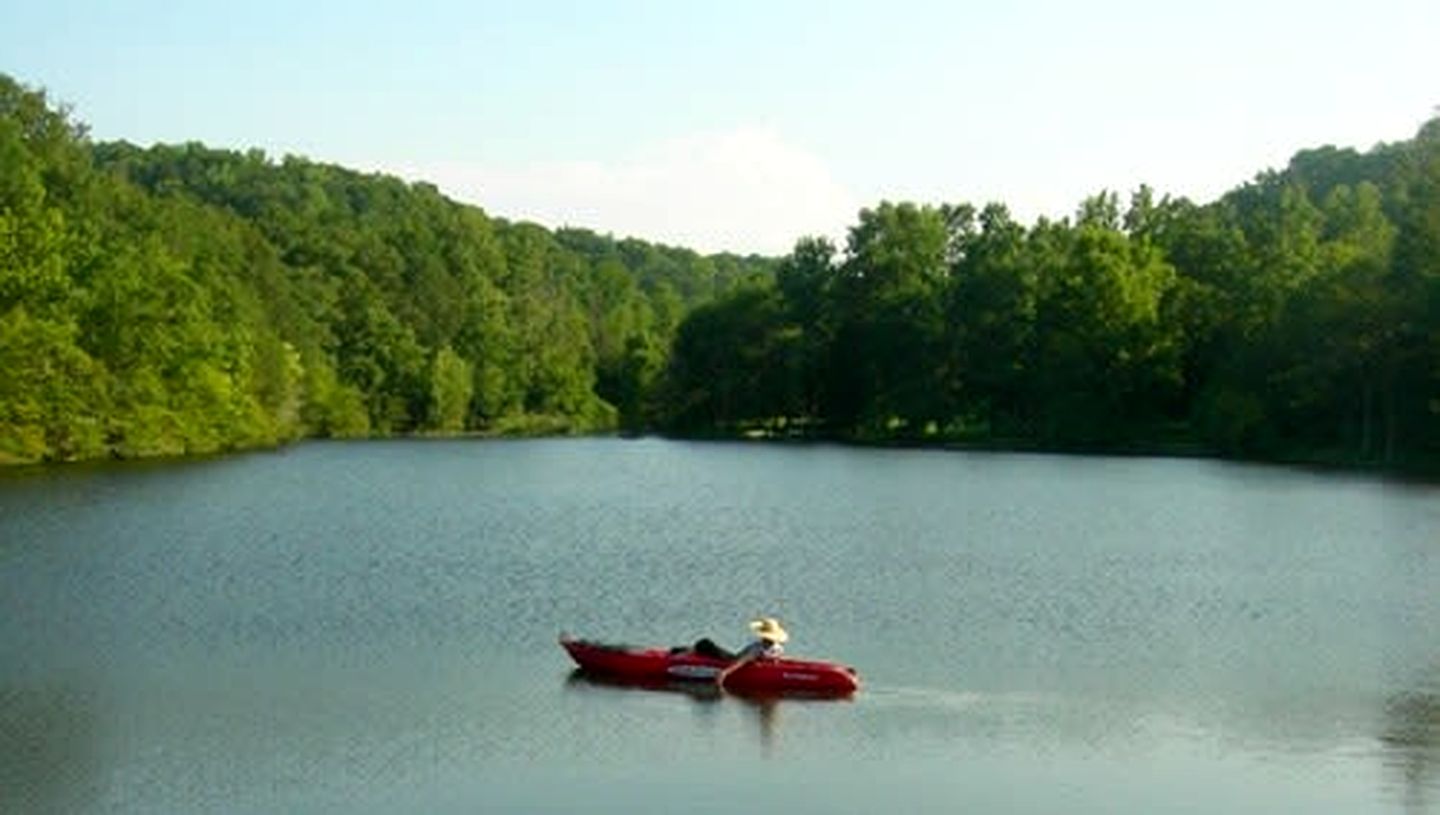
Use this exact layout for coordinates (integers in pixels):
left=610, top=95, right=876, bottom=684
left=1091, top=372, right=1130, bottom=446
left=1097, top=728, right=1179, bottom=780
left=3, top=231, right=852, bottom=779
left=560, top=635, right=860, bottom=696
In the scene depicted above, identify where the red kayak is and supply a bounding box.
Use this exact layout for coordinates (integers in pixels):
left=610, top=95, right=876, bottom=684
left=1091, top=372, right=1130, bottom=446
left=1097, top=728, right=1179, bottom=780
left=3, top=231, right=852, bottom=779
left=560, top=635, right=860, bottom=696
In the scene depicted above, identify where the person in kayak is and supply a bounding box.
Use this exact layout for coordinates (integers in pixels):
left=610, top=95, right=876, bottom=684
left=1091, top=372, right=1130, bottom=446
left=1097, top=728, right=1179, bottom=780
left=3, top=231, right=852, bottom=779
left=717, top=616, right=788, bottom=686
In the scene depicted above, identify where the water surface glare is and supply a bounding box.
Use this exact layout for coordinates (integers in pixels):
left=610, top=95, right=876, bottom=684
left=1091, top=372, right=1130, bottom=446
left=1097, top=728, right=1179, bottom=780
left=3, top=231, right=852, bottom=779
left=1, top=439, right=1437, bottom=813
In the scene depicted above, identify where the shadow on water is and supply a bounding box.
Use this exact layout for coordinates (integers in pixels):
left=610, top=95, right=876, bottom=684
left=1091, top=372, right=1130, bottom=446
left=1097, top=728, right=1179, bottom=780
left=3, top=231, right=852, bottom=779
left=1382, top=663, right=1440, bottom=815
left=564, top=668, right=725, bottom=703
left=563, top=670, right=850, bottom=755
left=0, top=681, right=103, bottom=814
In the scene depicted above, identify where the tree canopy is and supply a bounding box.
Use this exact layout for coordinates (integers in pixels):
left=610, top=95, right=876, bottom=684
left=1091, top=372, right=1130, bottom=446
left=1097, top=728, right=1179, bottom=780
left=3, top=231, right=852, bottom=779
left=0, top=74, right=769, bottom=463
left=3, top=72, right=1437, bottom=472
left=659, top=126, right=1440, bottom=469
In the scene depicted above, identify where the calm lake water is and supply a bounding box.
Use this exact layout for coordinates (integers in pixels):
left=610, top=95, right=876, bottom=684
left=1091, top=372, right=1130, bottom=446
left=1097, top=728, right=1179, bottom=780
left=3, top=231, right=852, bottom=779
left=1, top=438, right=1437, bottom=813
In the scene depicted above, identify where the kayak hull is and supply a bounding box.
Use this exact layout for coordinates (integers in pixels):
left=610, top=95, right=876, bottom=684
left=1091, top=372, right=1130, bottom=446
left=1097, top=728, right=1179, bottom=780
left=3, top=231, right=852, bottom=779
left=560, top=636, right=860, bottom=696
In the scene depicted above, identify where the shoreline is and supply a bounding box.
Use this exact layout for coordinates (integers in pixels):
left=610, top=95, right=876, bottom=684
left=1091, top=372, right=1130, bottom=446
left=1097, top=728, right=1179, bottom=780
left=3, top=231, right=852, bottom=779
left=5, top=427, right=1437, bottom=484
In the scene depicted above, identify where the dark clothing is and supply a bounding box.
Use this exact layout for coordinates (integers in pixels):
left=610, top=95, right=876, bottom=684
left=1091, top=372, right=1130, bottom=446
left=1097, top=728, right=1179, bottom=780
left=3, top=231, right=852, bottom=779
left=692, top=637, right=735, bottom=660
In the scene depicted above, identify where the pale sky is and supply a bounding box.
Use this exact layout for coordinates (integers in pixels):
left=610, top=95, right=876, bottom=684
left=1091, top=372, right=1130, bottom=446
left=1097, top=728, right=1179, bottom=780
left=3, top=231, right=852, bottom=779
left=4, top=0, right=1437, bottom=254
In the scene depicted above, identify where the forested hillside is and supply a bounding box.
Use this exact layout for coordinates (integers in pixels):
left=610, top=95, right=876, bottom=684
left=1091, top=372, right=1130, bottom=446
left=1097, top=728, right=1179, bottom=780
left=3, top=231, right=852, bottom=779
left=661, top=120, right=1440, bottom=468
left=0, top=74, right=769, bottom=463
left=3, top=70, right=1437, bottom=470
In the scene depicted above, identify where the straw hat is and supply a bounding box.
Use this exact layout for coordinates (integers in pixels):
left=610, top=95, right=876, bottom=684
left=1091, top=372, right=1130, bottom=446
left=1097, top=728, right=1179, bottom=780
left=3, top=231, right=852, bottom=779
left=749, top=616, right=789, bottom=643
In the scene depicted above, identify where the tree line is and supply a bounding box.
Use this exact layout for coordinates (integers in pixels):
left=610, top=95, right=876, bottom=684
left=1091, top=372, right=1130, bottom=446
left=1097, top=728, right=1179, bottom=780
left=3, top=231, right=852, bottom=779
left=3, top=71, right=1437, bottom=471
left=0, top=74, right=769, bottom=463
left=660, top=121, right=1440, bottom=468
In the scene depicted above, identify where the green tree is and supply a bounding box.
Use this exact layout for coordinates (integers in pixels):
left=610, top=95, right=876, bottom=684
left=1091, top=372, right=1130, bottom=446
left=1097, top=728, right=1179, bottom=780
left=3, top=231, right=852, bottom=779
left=829, top=202, right=950, bottom=435
left=0, top=309, right=108, bottom=462
left=428, top=345, right=474, bottom=432
left=774, top=235, right=837, bottom=422
left=946, top=202, right=1038, bottom=435
left=660, top=285, right=796, bottom=432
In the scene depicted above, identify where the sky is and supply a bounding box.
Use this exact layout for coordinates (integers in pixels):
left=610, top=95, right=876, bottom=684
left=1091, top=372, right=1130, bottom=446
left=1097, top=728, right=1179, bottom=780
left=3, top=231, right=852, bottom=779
left=3, top=0, right=1438, bottom=255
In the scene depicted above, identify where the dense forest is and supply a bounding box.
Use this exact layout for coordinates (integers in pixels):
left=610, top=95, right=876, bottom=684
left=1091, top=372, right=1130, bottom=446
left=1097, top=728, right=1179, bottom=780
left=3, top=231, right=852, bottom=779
left=2, top=72, right=1437, bottom=470
left=0, top=74, right=770, bottom=463
left=663, top=120, right=1440, bottom=469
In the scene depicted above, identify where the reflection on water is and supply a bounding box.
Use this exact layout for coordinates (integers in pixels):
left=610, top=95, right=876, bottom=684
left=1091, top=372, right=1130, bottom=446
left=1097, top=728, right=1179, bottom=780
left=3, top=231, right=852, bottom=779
left=564, top=670, right=843, bottom=757
left=1384, top=664, right=1440, bottom=814
left=565, top=669, right=725, bottom=703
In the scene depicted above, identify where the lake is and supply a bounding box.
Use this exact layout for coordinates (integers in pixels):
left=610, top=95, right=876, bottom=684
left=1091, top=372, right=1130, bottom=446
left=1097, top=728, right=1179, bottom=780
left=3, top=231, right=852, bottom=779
left=1, top=438, right=1437, bottom=813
